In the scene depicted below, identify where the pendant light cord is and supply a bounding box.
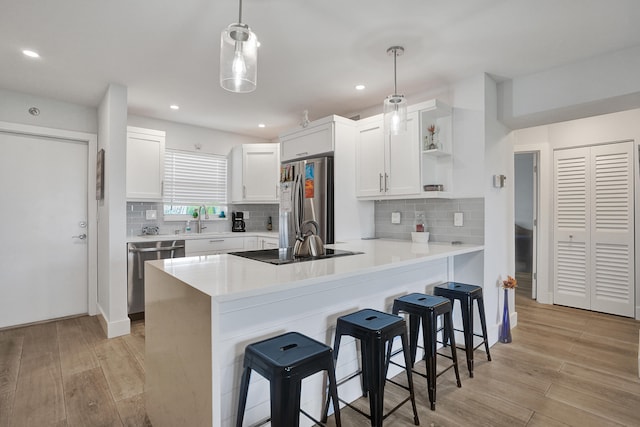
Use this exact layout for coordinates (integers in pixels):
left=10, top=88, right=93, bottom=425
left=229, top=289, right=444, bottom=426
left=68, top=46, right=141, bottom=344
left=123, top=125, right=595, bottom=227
left=393, top=48, right=398, bottom=95
left=238, top=0, right=243, bottom=23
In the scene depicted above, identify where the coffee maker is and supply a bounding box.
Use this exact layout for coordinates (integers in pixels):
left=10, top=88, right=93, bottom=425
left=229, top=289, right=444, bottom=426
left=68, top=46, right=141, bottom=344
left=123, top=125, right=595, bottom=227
left=231, top=211, right=246, bottom=232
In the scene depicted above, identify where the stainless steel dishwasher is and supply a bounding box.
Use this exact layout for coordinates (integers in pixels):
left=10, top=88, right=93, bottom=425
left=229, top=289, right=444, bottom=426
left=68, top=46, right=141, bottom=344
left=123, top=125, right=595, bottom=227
left=127, top=239, right=185, bottom=318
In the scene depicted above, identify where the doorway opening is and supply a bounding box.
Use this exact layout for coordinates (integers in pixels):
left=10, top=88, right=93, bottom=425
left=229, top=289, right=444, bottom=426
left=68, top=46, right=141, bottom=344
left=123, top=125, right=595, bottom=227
left=514, top=152, right=538, bottom=299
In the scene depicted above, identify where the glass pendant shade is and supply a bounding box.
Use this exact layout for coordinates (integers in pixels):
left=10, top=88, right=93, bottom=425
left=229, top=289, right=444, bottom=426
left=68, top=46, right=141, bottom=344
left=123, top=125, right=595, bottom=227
left=220, top=23, right=257, bottom=93
left=383, top=46, right=407, bottom=135
left=383, top=94, right=407, bottom=135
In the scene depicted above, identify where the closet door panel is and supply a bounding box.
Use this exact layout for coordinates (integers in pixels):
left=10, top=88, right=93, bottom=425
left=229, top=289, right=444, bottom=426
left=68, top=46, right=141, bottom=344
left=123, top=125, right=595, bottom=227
left=553, top=147, right=590, bottom=309
left=590, top=142, right=634, bottom=316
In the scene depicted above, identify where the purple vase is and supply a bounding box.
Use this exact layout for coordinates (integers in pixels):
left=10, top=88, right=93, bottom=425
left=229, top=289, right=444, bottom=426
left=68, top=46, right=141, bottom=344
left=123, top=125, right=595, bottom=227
left=499, top=288, right=512, bottom=343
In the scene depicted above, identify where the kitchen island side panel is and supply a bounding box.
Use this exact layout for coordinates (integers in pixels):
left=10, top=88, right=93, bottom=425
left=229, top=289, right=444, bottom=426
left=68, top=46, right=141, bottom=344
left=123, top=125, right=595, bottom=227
left=216, top=258, right=450, bottom=426
left=145, top=265, right=213, bottom=427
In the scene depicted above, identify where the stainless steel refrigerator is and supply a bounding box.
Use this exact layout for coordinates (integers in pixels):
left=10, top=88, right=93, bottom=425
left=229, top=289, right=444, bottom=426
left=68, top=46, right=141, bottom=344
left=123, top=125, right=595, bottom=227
left=279, top=156, right=334, bottom=249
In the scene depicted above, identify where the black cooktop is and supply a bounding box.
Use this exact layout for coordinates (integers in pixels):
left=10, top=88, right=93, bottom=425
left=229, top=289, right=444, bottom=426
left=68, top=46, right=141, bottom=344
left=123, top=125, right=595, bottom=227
left=228, top=248, right=362, bottom=265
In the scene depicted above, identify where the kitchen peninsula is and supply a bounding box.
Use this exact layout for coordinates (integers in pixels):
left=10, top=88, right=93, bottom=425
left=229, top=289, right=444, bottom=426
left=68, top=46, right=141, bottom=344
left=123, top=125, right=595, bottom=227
left=145, top=239, right=484, bottom=427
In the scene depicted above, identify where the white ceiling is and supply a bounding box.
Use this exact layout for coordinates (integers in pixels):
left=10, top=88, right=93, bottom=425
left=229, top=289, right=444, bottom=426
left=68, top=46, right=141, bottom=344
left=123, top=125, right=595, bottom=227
left=2, top=0, right=640, bottom=139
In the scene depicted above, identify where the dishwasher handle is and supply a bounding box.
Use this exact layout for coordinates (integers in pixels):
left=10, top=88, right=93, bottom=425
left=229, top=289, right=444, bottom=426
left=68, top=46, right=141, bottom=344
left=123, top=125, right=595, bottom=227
left=129, top=245, right=185, bottom=253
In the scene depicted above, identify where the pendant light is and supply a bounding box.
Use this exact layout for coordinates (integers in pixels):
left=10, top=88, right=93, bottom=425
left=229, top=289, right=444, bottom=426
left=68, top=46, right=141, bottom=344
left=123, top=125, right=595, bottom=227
left=220, top=0, right=257, bottom=93
left=383, top=46, right=407, bottom=135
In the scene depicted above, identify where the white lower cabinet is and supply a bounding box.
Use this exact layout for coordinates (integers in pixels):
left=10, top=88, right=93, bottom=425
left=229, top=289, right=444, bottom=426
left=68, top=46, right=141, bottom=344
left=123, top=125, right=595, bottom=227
left=258, top=236, right=278, bottom=249
left=185, top=237, right=245, bottom=256
left=244, top=236, right=258, bottom=250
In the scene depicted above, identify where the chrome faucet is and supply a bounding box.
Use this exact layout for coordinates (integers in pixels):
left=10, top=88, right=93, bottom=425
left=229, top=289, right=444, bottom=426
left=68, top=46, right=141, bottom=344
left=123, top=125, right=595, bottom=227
left=197, top=205, right=207, bottom=233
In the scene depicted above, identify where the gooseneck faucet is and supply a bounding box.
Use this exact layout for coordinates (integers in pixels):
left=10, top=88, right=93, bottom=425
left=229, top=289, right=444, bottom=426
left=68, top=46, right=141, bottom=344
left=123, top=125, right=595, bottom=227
left=197, top=205, right=207, bottom=233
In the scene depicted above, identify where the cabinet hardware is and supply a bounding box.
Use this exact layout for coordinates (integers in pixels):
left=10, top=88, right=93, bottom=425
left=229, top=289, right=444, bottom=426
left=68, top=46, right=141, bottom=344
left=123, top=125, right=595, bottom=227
left=209, top=239, right=225, bottom=243
left=379, top=173, right=383, bottom=192
left=72, top=234, right=87, bottom=240
left=296, top=151, right=309, bottom=157
left=384, top=173, right=389, bottom=192
left=243, top=185, right=246, bottom=198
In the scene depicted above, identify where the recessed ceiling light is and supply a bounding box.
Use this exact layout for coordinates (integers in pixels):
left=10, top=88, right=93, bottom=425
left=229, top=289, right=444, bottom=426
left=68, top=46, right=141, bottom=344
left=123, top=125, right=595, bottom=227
left=258, top=123, right=266, bottom=128
left=355, top=84, right=366, bottom=91
left=22, top=50, right=40, bottom=58
left=170, top=105, right=180, bottom=110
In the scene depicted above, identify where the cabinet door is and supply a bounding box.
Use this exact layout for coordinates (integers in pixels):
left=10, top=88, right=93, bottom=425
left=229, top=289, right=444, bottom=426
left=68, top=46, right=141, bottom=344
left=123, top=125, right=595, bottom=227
left=243, top=144, right=280, bottom=202
left=386, top=112, right=420, bottom=196
left=355, top=118, right=386, bottom=197
left=126, top=128, right=165, bottom=200
left=280, top=122, right=334, bottom=161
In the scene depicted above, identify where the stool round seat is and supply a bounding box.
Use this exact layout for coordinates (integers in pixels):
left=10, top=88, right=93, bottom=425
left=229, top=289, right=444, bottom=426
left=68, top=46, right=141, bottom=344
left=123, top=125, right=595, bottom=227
left=325, top=308, right=419, bottom=427
left=391, top=293, right=461, bottom=410
left=433, top=282, right=491, bottom=377
left=236, top=332, right=341, bottom=427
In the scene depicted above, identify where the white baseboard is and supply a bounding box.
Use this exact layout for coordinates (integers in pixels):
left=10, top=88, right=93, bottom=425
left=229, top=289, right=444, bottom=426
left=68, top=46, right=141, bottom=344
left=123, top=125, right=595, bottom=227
left=96, top=304, right=131, bottom=338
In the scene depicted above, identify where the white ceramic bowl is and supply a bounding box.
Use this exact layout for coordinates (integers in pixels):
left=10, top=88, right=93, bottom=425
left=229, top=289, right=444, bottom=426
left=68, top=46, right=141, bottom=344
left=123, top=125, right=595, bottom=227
left=411, top=231, right=429, bottom=243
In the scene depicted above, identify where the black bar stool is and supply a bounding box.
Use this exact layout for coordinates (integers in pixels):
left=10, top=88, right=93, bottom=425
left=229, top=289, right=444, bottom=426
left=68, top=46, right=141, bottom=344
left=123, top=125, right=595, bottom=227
left=236, top=332, right=341, bottom=427
left=433, top=282, right=491, bottom=377
left=324, top=308, right=419, bottom=427
left=388, top=293, right=461, bottom=410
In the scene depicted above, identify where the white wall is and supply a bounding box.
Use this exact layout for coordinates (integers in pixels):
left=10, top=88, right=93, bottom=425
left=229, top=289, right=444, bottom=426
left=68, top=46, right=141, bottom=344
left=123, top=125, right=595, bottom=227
left=514, top=109, right=640, bottom=318
left=0, top=88, right=97, bottom=133
left=128, top=114, right=269, bottom=155
left=499, top=45, right=640, bottom=130
left=97, top=84, right=130, bottom=337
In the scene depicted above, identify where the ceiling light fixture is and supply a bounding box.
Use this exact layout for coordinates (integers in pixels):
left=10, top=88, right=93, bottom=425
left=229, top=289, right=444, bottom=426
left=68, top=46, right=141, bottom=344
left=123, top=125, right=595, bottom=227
left=170, top=105, right=180, bottom=110
left=22, top=49, right=40, bottom=58
left=383, top=46, right=407, bottom=135
left=220, top=0, right=257, bottom=93
left=355, top=84, right=365, bottom=91
left=258, top=123, right=266, bottom=128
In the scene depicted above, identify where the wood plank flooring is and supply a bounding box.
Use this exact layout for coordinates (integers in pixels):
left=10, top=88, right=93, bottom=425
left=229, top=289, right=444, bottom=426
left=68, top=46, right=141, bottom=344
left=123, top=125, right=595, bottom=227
left=1, top=294, right=638, bottom=426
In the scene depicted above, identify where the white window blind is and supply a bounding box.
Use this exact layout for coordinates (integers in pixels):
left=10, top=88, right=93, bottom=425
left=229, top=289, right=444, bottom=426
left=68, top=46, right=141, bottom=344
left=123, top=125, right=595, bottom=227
left=163, top=149, right=227, bottom=205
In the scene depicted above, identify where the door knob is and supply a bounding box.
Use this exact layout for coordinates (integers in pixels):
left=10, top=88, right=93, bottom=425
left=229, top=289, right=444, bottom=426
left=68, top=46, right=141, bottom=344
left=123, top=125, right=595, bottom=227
left=72, top=234, right=87, bottom=240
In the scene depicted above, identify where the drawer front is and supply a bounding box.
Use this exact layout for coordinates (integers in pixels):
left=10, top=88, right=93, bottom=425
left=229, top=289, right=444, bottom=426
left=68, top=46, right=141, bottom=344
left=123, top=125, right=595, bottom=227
left=186, top=237, right=244, bottom=255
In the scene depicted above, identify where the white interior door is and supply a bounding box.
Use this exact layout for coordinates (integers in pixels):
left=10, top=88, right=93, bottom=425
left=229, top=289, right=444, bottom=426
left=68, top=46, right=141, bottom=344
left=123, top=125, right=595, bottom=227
left=590, top=142, right=635, bottom=316
left=554, top=147, right=590, bottom=309
left=0, top=131, right=89, bottom=328
left=553, top=142, right=635, bottom=316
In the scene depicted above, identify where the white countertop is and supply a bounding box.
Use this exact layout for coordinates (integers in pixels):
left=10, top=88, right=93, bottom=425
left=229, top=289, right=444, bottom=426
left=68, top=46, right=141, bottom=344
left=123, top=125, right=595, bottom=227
left=147, top=239, right=483, bottom=301
left=127, top=231, right=279, bottom=243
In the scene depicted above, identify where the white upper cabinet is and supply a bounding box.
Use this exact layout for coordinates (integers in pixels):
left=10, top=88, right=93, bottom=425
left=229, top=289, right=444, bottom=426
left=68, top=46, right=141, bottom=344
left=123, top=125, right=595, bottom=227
left=230, top=143, right=280, bottom=203
left=279, top=115, right=354, bottom=161
left=355, top=111, right=420, bottom=199
left=126, top=126, right=165, bottom=201
left=355, top=99, right=454, bottom=200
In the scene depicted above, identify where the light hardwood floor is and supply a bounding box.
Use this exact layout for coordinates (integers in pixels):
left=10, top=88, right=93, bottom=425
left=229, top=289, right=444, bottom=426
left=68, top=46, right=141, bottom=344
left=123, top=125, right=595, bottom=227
left=1, top=295, right=639, bottom=426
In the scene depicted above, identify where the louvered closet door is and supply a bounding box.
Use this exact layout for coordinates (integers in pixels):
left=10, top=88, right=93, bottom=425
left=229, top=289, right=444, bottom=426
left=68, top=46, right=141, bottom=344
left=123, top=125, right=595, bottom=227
left=589, top=142, right=634, bottom=316
left=554, top=147, right=590, bottom=310
left=553, top=142, right=635, bottom=316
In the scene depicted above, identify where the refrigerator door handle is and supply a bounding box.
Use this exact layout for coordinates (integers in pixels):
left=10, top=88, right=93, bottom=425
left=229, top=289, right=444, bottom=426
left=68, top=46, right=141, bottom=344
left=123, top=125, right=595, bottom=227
left=293, top=173, right=303, bottom=240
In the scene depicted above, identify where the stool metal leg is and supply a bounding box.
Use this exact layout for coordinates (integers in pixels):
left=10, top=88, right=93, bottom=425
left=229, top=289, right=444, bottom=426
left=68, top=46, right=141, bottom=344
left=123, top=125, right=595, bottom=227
left=236, top=366, right=252, bottom=427
left=323, top=357, right=342, bottom=426
left=477, top=296, right=492, bottom=361
left=422, top=314, right=437, bottom=410
left=400, top=330, right=420, bottom=425
left=270, top=377, right=301, bottom=427
left=367, top=338, right=385, bottom=427
left=444, top=311, right=462, bottom=388
left=460, top=296, right=474, bottom=377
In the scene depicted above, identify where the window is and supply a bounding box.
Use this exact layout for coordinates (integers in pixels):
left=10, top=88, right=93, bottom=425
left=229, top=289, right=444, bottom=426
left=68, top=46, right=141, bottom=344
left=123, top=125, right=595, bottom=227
left=163, top=149, right=227, bottom=220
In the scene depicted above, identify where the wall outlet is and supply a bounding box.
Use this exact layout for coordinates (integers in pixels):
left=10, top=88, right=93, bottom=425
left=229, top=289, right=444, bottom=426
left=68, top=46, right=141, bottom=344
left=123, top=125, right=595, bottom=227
left=146, top=210, right=157, bottom=220
left=454, top=212, right=463, bottom=227
left=243, top=211, right=250, bottom=219
left=391, top=212, right=401, bottom=224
